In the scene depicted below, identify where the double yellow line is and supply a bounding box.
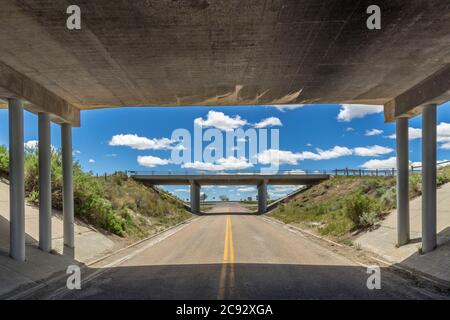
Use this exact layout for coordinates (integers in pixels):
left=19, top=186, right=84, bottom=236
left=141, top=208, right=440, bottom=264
left=222, top=215, right=235, bottom=263
left=218, top=215, right=235, bottom=299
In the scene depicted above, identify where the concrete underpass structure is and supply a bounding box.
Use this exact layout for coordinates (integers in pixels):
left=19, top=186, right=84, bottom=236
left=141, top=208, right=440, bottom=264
left=0, top=1, right=449, bottom=260
left=132, top=173, right=329, bottom=214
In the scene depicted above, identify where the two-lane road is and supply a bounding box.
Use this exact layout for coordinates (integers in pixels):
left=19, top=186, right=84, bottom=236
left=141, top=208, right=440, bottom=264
left=47, top=203, right=442, bottom=299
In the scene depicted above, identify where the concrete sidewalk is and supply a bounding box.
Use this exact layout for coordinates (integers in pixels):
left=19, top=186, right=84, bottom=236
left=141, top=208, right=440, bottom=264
left=357, top=182, right=450, bottom=285
left=0, top=179, right=125, bottom=297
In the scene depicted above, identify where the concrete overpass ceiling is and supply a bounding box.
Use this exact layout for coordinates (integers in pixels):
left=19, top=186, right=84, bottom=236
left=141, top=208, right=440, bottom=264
left=0, top=0, right=449, bottom=112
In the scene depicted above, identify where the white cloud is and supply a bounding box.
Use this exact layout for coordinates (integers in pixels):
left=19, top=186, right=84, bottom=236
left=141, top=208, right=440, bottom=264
left=24, top=140, right=38, bottom=150
left=237, top=187, right=255, bottom=192
left=254, top=117, right=282, bottom=128
left=88, top=159, right=95, bottom=163
left=109, top=134, right=174, bottom=150
left=345, top=127, right=355, bottom=132
left=174, top=188, right=189, bottom=193
left=271, top=104, right=304, bottom=111
left=337, top=104, right=383, bottom=122
left=305, top=146, right=353, bottom=160
left=360, top=157, right=397, bottom=169
left=387, top=127, right=422, bottom=140
left=137, top=155, right=170, bottom=167
left=257, top=146, right=353, bottom=166
left=194, top=111, right=247, bottom=131
left=365, top=129, right=383, bottom=136
left=306, top=143, right=313, bottom=147
left=257, top=149, right=303, bottom=165
left=182, top=156, right=253, bottom=171
left=353, top=145, right=393, bottom=157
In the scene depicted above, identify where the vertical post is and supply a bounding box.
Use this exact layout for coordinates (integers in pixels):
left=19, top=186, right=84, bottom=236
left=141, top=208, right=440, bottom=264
left=396, top=117, right=409, bottom=246
left=61, top=123, right=74, bottom=248
left=39, top=113, right=52, bottom=252
left=9, top=98, right=25, bottom=261
left=190, top=180, right=200, bottom=214
left=258, top=180, right=267, bottom=214
left=422, top=104, right=437, bottom=253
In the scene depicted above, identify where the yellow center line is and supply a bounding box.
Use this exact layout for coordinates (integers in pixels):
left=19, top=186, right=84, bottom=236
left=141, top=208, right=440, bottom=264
left=218, top=215, right=236, bottom=299
left=222, top=216, right=230, bottom=262
left=228, top=215, right=235, bottom=263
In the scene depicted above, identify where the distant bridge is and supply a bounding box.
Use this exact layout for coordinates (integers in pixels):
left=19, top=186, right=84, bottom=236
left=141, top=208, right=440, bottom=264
left=130, top=170, right=330, bottom=214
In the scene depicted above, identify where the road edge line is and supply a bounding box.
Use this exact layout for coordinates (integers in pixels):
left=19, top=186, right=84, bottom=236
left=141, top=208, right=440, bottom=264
left=261, top=215, right=450, bottom=290
left=6, top=215, right=199, bottom=300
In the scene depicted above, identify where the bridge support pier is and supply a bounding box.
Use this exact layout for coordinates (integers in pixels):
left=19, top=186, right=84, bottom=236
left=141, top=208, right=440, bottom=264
left=421, top=104, right=437, bottom=253
left=190, top=180, right=200, bottom=214
left=38, top=113, right=52, bottom=252
left=258, top=180, right=267, bottom=214
left=396, top=117, right=410, bottom=246
left=9, top=98, right=25, bottom=261
left=62, top=124, right=75, bottom=249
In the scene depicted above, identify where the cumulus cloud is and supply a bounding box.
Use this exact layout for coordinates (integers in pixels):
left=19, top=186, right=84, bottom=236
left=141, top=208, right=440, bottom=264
left=360, top=157, right=397, bottom=169
left=88, top=159, right=95, bottom=163
left=24, top=140, right=39, bottom=151
left=353, top=145, right=393, bottom=157
left=109, top=134, right=174, bottom=150
left=254, top=117, right=282, bottom=128
left=257, top=146, right=353, bottom=166
left=137, top=155, right=171, bottom=167
left=182, top=156, right=253, bottom=171
left=237, top=187, right=256, bottom=192
left=194, top=111, right=247, bottom=131
left=271, top=104, right=304, bottom=111
left=257, top=145, right=392, bottom=166
left=337, top=104, right=383, bottom=122
left=387, top=127, right=422, bottom=140
left=365, top=129, right=383, bottom=136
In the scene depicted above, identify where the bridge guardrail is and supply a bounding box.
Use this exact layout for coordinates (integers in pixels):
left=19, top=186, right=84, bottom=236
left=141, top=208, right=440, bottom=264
left=125, top=160, right=450, bottom=178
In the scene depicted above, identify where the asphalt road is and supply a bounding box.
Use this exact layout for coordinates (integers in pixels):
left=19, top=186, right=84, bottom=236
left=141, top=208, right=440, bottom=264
left=48, top=203, right=442, bottom=299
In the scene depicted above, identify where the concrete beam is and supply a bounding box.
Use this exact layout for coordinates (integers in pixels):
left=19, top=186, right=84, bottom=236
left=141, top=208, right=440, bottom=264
left=384, top=65, right=450, bottom=122
left=0, top=61, right=80, bottom=126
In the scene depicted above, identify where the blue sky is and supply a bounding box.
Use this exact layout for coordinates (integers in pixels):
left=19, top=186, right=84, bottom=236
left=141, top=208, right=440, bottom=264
left=1, top=102, right=450, bottom=201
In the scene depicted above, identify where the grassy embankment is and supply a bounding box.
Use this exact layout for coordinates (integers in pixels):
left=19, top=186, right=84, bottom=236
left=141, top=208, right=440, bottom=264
left=268, top=167, right=450, bottom=244
left=0, top=145, right=191, bottom=240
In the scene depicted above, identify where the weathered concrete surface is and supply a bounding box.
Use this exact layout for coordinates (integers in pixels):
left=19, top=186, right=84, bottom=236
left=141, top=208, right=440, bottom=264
left=0, top=1, right=449, bottom=117
left=132, top=173, right=329, bottom=186
left=356, top=181, right=450, bottom=284
left=0, top=179, right=122, bottom=297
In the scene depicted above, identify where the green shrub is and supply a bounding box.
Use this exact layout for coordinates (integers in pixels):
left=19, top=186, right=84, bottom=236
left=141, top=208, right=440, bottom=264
left=0, top=145, right=8, bottom=175
left=344, top=193, right=379, bottom=228
left=380, top=187, right=396, bottom=211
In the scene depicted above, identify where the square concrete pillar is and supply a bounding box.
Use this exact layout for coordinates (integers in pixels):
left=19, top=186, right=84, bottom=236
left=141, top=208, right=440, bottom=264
left=258, top=180, right=267, bottom=214
left=421, top=104, right=437, bottom=253
left=396, top=117, right=410, bottom=246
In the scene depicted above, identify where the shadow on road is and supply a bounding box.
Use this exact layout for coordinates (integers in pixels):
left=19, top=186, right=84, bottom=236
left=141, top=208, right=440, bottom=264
left=45, top=262, right=438, bottom=300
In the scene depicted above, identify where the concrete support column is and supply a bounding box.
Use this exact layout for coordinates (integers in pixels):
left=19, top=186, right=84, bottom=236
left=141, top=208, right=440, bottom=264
left=422, top=104, right=437, bottom=253
left=38, top=113, right=52, bottom=252
left=190, top=181, right=200, bottom=214
left=258, top=180, right=267, bottom=214
left=396, top=117, right=410, bottom=246
left=9, top=98, right=25, bottom=261
left=61, top=123, right=74, bottom=248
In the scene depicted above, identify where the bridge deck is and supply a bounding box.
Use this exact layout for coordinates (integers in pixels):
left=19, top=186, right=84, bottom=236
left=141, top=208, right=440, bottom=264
left=131, top=173, right=330, bottom=186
